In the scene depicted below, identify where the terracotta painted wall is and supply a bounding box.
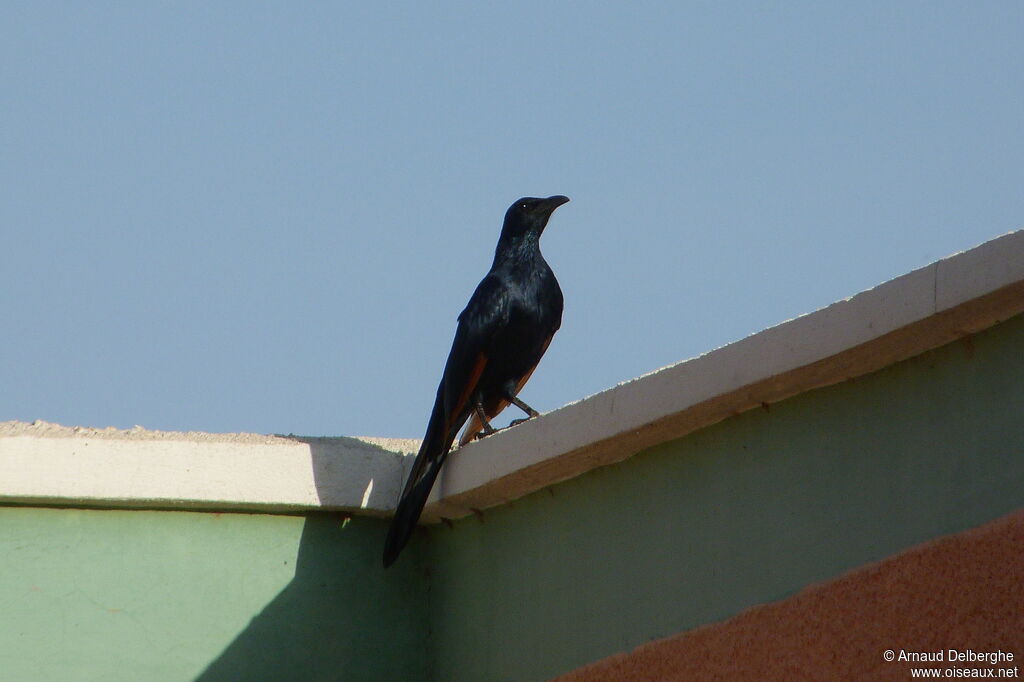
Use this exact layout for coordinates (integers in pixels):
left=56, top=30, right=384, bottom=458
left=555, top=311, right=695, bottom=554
left=556, top=509, right=1024, bottom=681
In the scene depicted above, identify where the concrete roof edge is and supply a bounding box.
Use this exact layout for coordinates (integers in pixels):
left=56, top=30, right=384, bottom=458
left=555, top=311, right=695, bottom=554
left=0, top=426, right=419, bottom=514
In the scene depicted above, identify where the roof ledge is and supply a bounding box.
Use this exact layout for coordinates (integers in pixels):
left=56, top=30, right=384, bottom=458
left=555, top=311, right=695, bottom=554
left=0, top=422, right=417, bottom=515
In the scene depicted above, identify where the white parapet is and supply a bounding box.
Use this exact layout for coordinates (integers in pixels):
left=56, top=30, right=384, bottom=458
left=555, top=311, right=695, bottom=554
left=0, top=422, right=418, bottom=515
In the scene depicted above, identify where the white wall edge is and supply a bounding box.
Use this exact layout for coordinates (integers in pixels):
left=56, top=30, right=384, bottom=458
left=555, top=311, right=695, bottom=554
left=0, top=425, right=418, bottom=515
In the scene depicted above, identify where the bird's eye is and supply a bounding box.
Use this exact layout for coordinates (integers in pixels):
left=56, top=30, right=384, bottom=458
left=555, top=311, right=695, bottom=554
left=520, top=203, right=528, bottom=210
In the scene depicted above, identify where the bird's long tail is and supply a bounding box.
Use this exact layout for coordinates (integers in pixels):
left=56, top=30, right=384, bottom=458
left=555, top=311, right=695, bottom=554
left=383, top=393, right=458, bottom=567
left=382, top=449, right=448, bottom=567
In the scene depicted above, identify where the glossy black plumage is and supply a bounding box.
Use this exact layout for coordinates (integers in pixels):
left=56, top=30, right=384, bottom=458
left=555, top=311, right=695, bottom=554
left=383, top=195, right=569, bottom=567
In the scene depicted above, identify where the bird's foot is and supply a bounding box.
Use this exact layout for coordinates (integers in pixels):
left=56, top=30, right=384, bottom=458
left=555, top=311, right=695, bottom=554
left=509, top=415, right=535, bottom=427
left=473, top=426, right=497, bottom=441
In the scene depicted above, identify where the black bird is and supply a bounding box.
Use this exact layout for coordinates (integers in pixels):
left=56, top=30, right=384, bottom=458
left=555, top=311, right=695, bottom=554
left=383, top=195, right=569, bottom=567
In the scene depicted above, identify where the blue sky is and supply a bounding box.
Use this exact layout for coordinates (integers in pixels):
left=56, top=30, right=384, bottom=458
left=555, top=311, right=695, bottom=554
left=2, top=3, right=1022, bottom=438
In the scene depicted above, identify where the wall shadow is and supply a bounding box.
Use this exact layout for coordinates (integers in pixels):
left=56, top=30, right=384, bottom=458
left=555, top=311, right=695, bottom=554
left=297, top=435, right=416, bottom=513
left=194, top=436, right=430, bottom=682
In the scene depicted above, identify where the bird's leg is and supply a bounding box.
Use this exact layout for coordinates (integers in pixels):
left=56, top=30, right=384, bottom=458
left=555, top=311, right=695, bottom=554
left=506, top=391, right=540, bottom=426
left=472, top=400, right=497, bottom=440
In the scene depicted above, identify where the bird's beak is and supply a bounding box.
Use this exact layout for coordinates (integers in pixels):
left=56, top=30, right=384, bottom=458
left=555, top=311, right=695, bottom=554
left=543, top=195, right=570, bottom=212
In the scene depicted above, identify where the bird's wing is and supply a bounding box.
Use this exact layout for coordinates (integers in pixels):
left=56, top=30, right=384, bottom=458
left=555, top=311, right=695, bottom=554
left=400, top=274, right=511, bottom=498
left=384, top=275, right=512, bottom=566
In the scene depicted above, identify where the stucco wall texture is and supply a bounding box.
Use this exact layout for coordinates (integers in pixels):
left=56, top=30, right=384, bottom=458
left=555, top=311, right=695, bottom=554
left=556, top=508, right=1024, bottom=682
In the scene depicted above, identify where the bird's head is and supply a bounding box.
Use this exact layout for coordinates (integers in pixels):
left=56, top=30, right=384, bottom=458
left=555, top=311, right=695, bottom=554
left=501, top=195, right=570, bottom=240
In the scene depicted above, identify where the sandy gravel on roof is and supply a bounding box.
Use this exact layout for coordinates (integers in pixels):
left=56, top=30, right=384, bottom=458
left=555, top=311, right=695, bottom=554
left=0, top=420, right=295, bottom=443
left=0, top=420, right=420, bottom=453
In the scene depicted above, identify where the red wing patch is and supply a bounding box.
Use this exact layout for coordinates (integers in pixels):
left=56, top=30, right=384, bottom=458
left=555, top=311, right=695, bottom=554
left=446, top=353, right=488, bottom=433
left=457, top=334, right=553, bottom=446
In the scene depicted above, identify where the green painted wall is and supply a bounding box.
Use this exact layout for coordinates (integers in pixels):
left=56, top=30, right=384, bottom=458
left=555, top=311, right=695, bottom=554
left=426, top=313, right=1024, bottom=681
left=0, top=510, right=428, bottom=682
